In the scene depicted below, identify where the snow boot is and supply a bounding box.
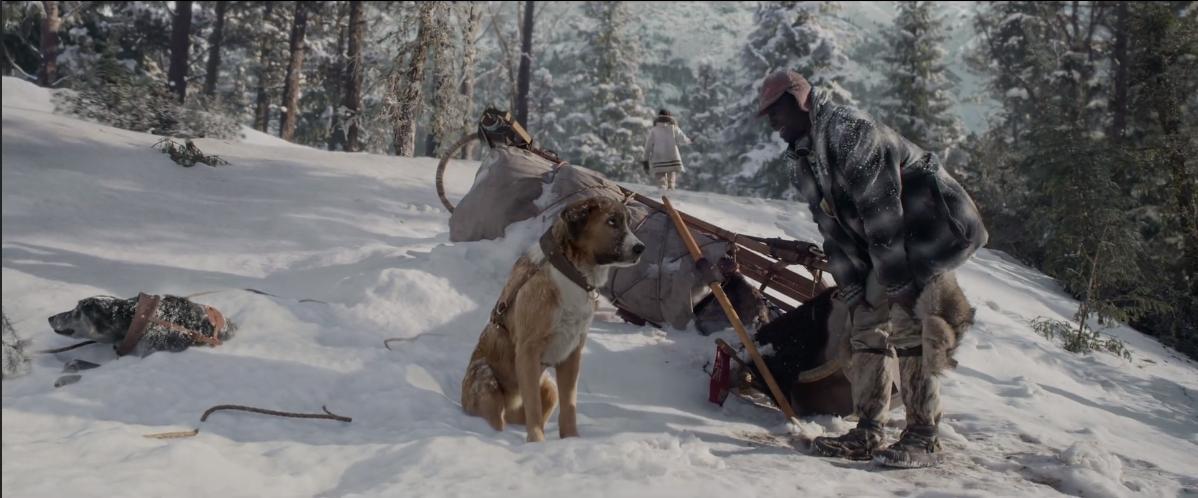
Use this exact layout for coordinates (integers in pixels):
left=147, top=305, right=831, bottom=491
left=873, top=424, right=942, bottom=468
left=811, top=420, right=884, bottom=460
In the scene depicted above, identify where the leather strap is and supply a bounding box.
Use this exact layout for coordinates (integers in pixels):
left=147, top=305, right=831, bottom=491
left=490, top=232, right=596, bottom=333
left=852, top=347, right=896, bottom=358
left=895, top=345, right=923, bottom=358
left=489, top=259, right=540, bottom=333
left=538, top=229, right=594, bottom=293
left=117, top=294, right=226, bottom=356
left=117, top=293, right=162, bottom=356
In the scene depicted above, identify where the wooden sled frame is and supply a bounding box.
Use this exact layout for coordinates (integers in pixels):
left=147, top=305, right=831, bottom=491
left=436, top=109, right=832, bottom=314
left=436, top=110, right=847, bottom=416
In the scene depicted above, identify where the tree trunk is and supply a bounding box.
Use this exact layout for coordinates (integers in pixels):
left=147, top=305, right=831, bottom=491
left=515, top=0, right=534, bottom=127
left=459, top=2, right=483, bottom=159
left=429, top=7, right=458, bottom=157
left=425, top=132, right=437, bottom=157
left=327, top=1, right=348, bottom=151
left=38, top=0, right=60, bottom=87
left=279, top=1, right=308, bottom=141
left=390, top=2, right=437, bottom=157
left=1109, top=2, right=1129, bottom=139
left=203, top=0, right=227, bottom=97
left=253, top=2, right=275, bottom=132
left=342, top=0, right=365, bottom=152
left=168, top=0, right=193, bottom=103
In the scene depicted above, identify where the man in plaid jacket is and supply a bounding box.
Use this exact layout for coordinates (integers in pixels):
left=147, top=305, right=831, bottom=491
left=758, top=69, right=988, bottom=468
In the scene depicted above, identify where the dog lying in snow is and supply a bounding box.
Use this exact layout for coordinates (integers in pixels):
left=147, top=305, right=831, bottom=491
left=48, top=293, right=237, bottom=357
left=462, top=197, right=644, bottom=442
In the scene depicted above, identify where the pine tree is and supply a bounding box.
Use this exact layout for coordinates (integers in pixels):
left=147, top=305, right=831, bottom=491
left=962, top=1, right=1198, bottom=359
left=728, top=1, right=857, bottom=198
left=1123, top=1, right=1198, bottom=356
left=530, top=66, right=565, bottom=153
left=880, top=1, right=960, bottom=155
left=567, top=1, right=652, bottom=180
left=968, top=1, right=1064, bottom=147
left=678, top=60, right=733, bottom=192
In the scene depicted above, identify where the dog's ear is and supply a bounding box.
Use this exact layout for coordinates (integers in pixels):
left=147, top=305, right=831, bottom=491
left=560, top=199, right=598, bottom=240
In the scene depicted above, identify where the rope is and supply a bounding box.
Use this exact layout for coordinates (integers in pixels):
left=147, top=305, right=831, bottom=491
left=184, top=288, right=327, bottom=304
left=37, top=340, right=98, bottom=354
left=201, top=404, right=352, bottom=423
left=382, top=333, right=449, bottom=350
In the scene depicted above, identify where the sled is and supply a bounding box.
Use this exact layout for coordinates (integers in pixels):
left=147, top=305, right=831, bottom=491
left=436, top=109, right=831, bottom=313
left=435, top=110, right=844, bottom=418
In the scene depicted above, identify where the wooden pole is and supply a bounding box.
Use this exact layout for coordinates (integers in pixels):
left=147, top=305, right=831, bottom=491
left=662, top=196, right=797, bottom=420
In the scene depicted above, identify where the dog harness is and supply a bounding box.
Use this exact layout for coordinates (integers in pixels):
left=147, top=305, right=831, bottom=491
left=116, top=293, right=227, bottom=356
left=488, top=231, right=597, bottom=334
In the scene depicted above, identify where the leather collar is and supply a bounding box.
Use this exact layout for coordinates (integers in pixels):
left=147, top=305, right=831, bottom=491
left=538, top=230, right=595, bottom=293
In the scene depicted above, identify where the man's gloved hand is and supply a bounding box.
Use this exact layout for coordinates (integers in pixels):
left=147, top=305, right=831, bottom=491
left=832, top=283, right=865, bottom=312
left=641, top=160, right=650, bottom=174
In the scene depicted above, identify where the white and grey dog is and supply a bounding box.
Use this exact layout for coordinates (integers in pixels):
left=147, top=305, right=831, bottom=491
left=48, top=294, right=237, bottom=357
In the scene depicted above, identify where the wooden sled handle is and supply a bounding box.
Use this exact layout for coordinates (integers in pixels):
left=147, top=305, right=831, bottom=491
left=663, top=196, right=797, bottom=421
left=435, top=133, right=479, bottom=213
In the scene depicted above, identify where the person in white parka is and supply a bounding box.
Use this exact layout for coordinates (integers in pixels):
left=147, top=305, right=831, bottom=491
left=641, top=109, right=691, bottom=190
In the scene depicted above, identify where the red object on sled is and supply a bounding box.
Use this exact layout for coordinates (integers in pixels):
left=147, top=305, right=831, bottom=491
left=709, top=344, right=732, bottom=406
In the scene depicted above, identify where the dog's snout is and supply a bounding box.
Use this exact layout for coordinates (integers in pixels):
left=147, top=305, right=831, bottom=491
left=49, top=312, right=75, bottom=336
left=632, top=243, right=645, bottom=255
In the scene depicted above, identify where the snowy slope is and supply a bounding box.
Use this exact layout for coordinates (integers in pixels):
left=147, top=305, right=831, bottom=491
left=3, top=77, right=1196, bottom=497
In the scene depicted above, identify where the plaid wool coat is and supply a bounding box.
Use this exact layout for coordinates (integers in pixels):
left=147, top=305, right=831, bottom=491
left=787, top=89, right=989, bottom=307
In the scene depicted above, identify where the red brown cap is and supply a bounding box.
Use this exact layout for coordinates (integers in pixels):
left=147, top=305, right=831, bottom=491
left=757, top=70, right=812, bottom=116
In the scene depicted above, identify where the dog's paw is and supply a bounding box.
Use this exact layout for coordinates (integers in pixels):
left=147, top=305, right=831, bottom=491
left=62, top=359, right=101, bottom=373
left=526, top=430, right=546, bottom=443
left=54, top=374, right=82, bottom=388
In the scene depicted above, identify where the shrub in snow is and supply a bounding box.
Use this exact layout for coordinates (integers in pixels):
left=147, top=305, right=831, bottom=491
left=153, top=138, right=230, bottom=168
left=1029, top=317, right=1132, bottom=360
left=55, top=46, right=238, bottom=140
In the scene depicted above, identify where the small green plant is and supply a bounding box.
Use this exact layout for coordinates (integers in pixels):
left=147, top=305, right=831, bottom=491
left=1030, top=317, right=1132, bottom=360
left=153, top=138, right=229, bottom=168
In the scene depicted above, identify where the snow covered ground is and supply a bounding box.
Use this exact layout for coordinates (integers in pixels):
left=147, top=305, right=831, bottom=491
left=3, top=77, right=1196, bottom=497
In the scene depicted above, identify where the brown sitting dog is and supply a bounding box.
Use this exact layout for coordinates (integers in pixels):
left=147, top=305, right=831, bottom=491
left=462, top=197, right=644, bottom=442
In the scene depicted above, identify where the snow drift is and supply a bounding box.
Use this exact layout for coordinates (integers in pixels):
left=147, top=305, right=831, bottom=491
left=3, top=77, right=1196, bottom=497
